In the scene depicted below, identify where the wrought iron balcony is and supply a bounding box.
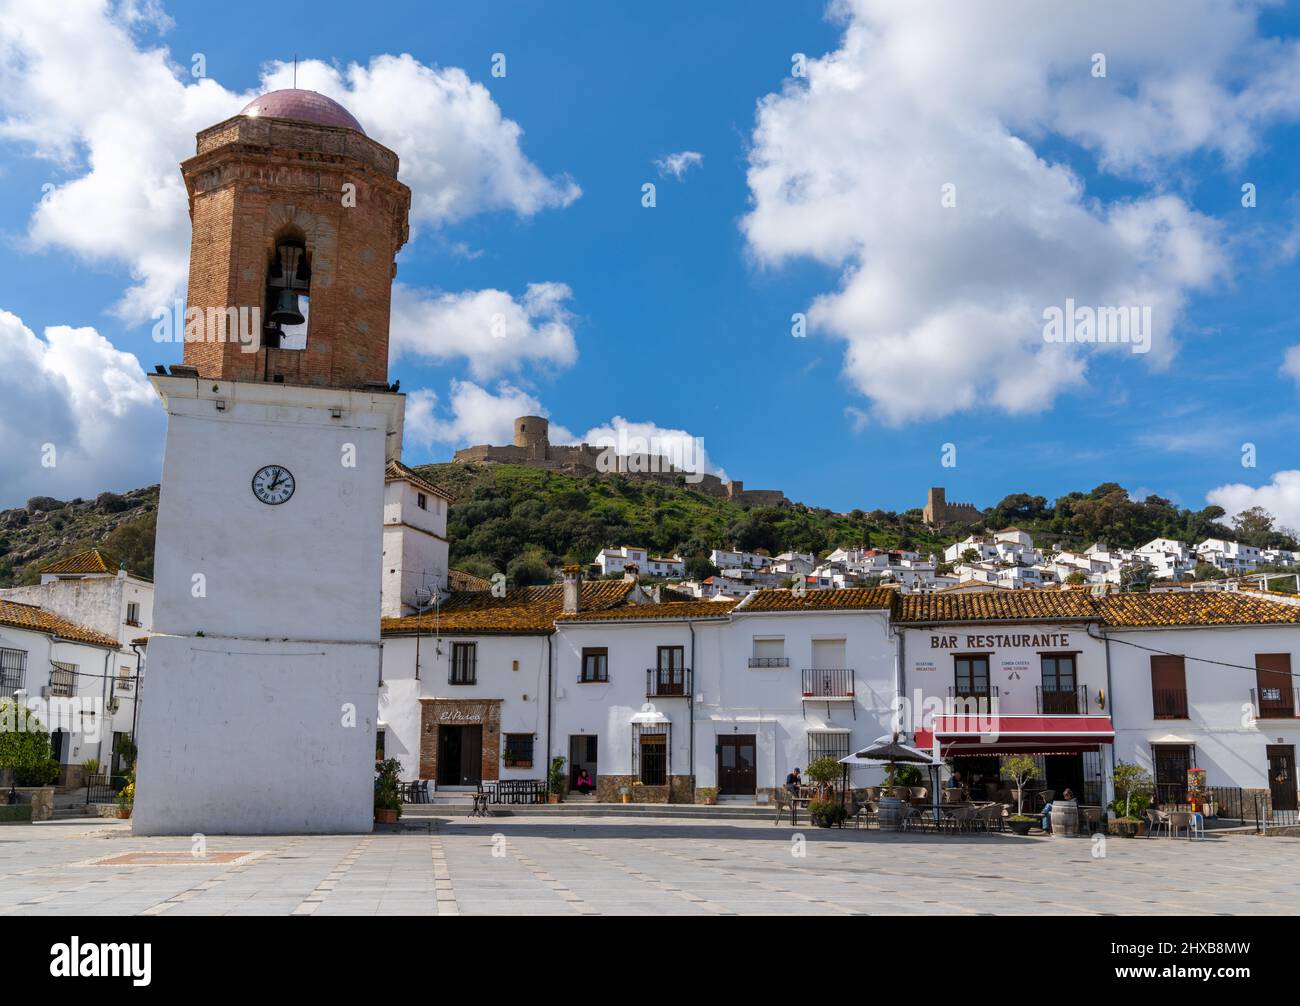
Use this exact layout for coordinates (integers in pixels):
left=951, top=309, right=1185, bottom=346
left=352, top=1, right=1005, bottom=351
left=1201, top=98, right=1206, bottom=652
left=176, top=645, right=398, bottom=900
left=1251, top=686, right=1299, bottom=719
left=1036, top=684, right=1089, bottom=715
left=646, top=667, right=692, bottom=698
left=748, top=656, right=790, bottom=667
left=801, top=668, right=854, bottom=699
left=1151, top=688, right=1189, bottom=720
left=946, top=685, right=999, bottom=713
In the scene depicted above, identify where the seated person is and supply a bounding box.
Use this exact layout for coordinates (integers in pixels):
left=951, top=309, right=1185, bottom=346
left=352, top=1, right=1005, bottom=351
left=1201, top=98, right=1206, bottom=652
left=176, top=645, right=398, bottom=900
left=785, top=768, right=802, bottom=794
left=573, top=769, right=595, bottom=794
left=1041, top=788, right=1075, bottom=832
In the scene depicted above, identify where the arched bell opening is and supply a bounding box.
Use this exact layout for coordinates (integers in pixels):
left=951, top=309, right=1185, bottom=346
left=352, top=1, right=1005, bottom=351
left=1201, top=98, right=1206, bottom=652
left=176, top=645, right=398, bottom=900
left=263, top=227, right=312, bottom=352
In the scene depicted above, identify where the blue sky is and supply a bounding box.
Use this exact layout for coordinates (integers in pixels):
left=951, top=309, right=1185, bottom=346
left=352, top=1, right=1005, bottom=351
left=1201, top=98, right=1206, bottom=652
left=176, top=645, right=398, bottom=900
left=4, top=0, right=1300, bottom=528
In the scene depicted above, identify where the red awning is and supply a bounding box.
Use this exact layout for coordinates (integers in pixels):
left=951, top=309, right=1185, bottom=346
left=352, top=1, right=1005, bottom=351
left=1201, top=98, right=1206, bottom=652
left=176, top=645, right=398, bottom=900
left=915, top=714, right=1114, bottom=755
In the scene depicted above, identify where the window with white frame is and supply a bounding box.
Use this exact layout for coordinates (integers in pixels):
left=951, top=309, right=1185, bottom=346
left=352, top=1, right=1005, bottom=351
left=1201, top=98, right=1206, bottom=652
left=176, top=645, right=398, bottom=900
left=750, top=637, right=788, bottom=668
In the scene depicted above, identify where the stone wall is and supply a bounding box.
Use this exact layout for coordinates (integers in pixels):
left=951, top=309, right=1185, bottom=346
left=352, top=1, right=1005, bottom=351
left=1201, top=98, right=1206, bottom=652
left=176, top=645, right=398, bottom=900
left=418, top=698, right=502, bottom=783
left=595, top=774, right=693, bottom=804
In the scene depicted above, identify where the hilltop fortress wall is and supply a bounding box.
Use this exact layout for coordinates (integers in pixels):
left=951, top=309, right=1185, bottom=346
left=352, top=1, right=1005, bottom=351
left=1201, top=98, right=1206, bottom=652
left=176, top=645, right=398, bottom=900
left=454, top=416, right=786, bottom=506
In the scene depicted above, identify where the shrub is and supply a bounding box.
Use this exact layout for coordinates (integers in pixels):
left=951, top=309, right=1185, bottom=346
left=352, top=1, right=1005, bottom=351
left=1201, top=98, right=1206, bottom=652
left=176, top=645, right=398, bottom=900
left=373, top=757, right=403, bottom=817
left=547, top=755, right=567, bottom=797
left=805, top=756, right=842, bottom=788
left=15, top=759, right=61, bottom=787
left=808, top=798, right=848, bottom=828
left=883, top=763, right=924, bottom=788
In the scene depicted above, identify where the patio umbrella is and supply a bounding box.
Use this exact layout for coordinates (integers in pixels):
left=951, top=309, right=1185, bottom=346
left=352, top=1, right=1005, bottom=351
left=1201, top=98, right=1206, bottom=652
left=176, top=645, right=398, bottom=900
left=841, top=733, right=942, bottom=823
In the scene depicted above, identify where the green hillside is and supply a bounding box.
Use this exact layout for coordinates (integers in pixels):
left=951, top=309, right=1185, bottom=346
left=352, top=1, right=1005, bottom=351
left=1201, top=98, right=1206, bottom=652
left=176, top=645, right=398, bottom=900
left=0, top=465, right=1288, bottom=590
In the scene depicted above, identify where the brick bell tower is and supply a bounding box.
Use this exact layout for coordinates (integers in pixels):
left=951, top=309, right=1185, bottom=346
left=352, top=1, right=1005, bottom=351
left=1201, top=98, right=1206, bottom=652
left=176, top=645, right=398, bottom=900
left=180, top=88, right=410, bottom=386
left=134, top=91, right=411, bottom=836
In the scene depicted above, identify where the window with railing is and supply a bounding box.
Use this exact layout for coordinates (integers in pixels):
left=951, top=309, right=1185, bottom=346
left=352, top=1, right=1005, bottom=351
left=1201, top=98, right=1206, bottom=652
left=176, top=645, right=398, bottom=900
left=125, top=602, right=141, bottom=627
left=750, top=637, right=787, bottom=668
left=503, top=733, right=534, bottom=769
left=632, top=723, right=669, bottom=785
left=1150, top=654, right=1188, bottom=719
left=449, top=642, right=476, bottom=685
left=808, top=731, right=850, bottom=764
left=1039, top=653, right=1080, bottom=713
left=0, top=647, right=26, bottom=698
left=1254, top=654, right=1296, bottom=718
left=48, top=661, right=77, bottom=698
left=953, top=654, right=991, bottom=698
left=801, top=668, right=854, bottom=697
left=580, top=648, right=608, bottom=683
left=647, top=647, right=689, bottom=696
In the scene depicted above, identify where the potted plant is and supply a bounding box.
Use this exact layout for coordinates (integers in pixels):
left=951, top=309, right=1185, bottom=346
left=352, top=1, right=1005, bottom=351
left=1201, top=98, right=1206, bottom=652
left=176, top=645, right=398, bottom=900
left=619, top=784, right=633, bottom=803
left=115, top=778, right=134, bottom=820
left=1006, top=814, right=1036, bottom=836
left=806, top=756, right=843, bottom=800
left=1001, top=754, right=1041, bottom=814
left=698, top=786, right=719, bottom=806
left=373, top=757, right=402, bottom=824
left=547, top=755, right=567, bottom=804
left=809, top=798, right=849, bottom=828
left=1111, top=760, right=1152, bottom=818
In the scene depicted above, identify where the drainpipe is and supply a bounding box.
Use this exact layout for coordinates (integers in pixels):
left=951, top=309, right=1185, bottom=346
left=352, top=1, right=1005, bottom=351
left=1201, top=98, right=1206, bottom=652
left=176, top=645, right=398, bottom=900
left=545, top=632, right=553, bottom=781
left=1100, top=625, right=1117, bottom=805
left=129, top=642, right=144, bottom=752
left=688, top=621, right=696, bottom=798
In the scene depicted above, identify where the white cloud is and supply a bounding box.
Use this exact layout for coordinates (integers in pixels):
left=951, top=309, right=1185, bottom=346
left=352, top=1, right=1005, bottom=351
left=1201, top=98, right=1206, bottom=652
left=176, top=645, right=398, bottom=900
left=402, top=387, right=724, bottom=480
left=1207, top=471, right=1300, bottom=531
left=740, top=0, right=1300, bottom=425
left=1282, top=345, right=1300, bottom=387
left=0, top=308, right=160, bottom=507
left=403, top=380, right=574, bottom=451
left=655, top=150, right=704, bottom=180
left=0, top=3, right=579, bottom=321
left=571, top=416, right=726, bottom=480
left=390, top=282, right=577, bottom=380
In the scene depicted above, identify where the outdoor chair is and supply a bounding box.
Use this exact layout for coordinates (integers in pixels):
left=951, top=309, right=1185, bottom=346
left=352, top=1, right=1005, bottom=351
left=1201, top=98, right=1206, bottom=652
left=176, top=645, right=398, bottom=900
left=865, top=786, right=882, bottom=802
left=854, top=801, right=878, bottom=830
left=1144, top=808, right=1169, bottom=838
left=1167, top=810, right=1192, bottom=839
left=976, top=803, right=1005, bottom=833
left=1079, top=805, right=1103, bottom=835
left=772, top=789, right=792, bottom=825
left=890, top=786, right=913, bottom=801
left=942, top=788, right=963, bottom=803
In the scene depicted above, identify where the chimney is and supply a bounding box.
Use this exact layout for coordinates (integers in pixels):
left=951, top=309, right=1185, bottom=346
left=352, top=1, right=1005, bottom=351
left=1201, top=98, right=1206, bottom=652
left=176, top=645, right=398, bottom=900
left=562, top=564, right=583, bottom=613
left=622, top=562, right=640, bottom=583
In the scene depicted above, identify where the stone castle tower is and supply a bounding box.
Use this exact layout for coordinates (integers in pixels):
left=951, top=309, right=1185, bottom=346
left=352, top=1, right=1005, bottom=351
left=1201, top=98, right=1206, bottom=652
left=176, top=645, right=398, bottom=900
left=180, top=89, right=410, bottom=387
left=923, top=487, right=983, bottom=527
left=514, top=415, right=549, bottom=460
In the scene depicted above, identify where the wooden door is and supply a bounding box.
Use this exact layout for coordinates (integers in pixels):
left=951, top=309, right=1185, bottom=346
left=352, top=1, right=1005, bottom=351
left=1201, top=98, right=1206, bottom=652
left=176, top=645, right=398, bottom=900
left=718, top=735, right=757, bottom=795
left=1256, top=654, right=1294, bottom=717
left=1268, top=744, right=1296, bottom=812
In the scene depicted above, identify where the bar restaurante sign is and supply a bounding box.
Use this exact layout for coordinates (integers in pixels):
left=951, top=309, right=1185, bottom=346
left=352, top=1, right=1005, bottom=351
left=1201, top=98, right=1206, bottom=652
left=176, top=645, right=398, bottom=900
left=929, top=632, right=1073, bottom=650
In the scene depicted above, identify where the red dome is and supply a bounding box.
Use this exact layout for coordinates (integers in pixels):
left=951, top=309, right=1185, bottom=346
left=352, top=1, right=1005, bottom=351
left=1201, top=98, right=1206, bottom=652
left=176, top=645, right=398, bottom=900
left=240, top=89, right=365, bottom=134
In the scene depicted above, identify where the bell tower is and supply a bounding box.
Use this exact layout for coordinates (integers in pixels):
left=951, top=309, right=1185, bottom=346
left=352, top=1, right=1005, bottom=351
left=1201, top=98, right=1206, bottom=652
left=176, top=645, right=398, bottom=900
left=134, top=91, right=412, bottom=836
left=180, top=89, right=409, bottom=388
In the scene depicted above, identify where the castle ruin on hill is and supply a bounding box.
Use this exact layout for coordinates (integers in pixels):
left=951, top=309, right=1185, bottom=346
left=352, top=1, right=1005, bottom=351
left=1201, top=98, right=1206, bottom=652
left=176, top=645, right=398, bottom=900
left=454, top=416, right=786, bottom=507
left=923, top=487, right=984, bottom=527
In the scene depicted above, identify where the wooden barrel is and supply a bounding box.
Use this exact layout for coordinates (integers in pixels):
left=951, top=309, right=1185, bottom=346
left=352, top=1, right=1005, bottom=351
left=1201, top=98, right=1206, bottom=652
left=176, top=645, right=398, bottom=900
left=1050, top=799, right=1078, bottom=836
left=877, top=796, right=905, bottom=832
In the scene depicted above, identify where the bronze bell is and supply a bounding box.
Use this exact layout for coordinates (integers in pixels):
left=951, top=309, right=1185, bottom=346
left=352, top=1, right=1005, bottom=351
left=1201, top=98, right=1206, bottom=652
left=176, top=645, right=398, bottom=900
left=269, top=288, right=304, bottom=327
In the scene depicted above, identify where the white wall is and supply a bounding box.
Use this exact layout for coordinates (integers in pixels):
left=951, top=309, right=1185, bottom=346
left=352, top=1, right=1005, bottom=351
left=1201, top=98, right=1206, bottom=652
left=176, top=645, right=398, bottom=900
left=380, top=632, right=549, bottom=782
left=134, top=377, right=401, bottom=835
left=381, top=478, right=449, bottom=617
left=1106, top=623, right=1300, bottom=792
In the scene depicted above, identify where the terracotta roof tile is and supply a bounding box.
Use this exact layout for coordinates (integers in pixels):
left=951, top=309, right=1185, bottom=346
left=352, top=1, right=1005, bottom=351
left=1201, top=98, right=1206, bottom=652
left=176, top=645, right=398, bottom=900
left=557, top=600, right=737, bottom=622
left=0, top=599, right=119, bottom=648
left=41, top=548, right=116, bottom=575
left=1097, top=592, right=1300, bottom=627
left=741, top=588, right=896, bottom=612
left=899, top=591, right=1098, bottom=624
left=382, top=579, right=635, bottom=635
left=447, top=568, right=492, bottom=592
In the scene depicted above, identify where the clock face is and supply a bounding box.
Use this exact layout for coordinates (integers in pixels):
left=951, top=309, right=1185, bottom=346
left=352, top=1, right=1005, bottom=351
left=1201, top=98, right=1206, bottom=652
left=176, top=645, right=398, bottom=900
left=251, top=464, right=296, bottom=505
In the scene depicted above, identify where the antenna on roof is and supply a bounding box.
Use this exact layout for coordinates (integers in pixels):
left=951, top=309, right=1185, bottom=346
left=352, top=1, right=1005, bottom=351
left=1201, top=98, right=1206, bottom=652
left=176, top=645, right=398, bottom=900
left=293, top=54, right=298, bottom=89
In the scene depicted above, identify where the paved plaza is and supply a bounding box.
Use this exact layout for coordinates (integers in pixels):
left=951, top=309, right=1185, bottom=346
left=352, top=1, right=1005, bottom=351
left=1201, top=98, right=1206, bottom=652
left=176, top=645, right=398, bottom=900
left=0, top=815, right=1296, bottom=916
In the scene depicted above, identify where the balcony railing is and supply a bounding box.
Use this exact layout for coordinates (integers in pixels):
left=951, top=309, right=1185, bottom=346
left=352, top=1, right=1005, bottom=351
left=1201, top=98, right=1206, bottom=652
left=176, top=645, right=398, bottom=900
left=1036, top=685, right=1089, bottom=715
left=646, top=667, right=692, bottom=698
left=748, top=656, right=790, bottom=668
left=1250, top=687, right=1299, bottom=719
left=947, top=685, right=999, bottom=713
left=801, top=668, right=854, bottom=699
left=1152, top=688, right=1189, bottom=720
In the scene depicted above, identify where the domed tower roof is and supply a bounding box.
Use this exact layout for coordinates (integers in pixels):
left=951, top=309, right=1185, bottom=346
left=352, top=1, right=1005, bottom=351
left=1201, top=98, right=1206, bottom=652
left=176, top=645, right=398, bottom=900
left=239, top=88, right=365, bottom=134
